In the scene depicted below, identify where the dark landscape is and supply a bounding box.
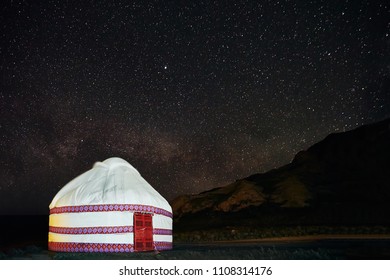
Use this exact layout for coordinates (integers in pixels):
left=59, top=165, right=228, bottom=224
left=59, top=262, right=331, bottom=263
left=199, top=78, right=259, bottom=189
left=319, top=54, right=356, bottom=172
left=1, top=119, right=390, bottom=260
left=173, top=118, right=390, bottom=231
left=1, top=214, right=390, bottom=260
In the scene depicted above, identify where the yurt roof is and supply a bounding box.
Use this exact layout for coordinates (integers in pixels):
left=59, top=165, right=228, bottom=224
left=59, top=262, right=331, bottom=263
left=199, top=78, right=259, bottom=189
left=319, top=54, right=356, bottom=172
left=49, top=157, right=171, bottom=212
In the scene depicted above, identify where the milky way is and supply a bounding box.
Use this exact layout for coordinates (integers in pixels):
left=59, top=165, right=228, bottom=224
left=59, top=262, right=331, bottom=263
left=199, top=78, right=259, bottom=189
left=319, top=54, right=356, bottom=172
left=1, top=0, right=389, bottom=214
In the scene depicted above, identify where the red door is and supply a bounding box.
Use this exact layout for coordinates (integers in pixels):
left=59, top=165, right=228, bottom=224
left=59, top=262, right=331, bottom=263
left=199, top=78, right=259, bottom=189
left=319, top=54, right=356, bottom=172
left=133, top=213, right=153, bottom=251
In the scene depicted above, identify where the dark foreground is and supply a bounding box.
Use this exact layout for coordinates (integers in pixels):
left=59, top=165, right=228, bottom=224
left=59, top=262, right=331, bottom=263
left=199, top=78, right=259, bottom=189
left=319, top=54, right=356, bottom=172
left=2, top=239, right=390, bottom=260
left=1, top=215, right=390, bottom=260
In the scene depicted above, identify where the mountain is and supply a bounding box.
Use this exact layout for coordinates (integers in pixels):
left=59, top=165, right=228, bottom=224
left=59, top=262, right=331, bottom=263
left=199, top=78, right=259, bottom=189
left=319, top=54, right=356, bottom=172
left=172, top=118, right=390, bottom=230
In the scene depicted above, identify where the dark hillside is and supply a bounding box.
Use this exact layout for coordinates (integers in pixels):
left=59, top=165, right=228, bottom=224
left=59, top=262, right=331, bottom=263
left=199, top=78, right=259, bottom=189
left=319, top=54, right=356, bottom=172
left=173, top=118, right=390, bottom=230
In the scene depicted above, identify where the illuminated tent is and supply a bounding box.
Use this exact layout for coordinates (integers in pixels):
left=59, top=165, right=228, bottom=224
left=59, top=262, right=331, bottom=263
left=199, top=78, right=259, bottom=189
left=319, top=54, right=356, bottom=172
left=48, top=157, right=172, bottom=253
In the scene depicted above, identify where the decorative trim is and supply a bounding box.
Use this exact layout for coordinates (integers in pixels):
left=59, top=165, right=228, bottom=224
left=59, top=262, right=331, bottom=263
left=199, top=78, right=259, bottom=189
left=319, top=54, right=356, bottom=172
left=49, top=226, right=133, bottom=235
left=48, top=241, right=173, bottom=252
left=50, top=204, right=172, bottom=218
left=154, top=242, right=173, bottom=251
left=49, top=226, right=172, bottom=236
left=48, top=242, right=134, bottom=253
left=153, top=228, right=172, bottom=235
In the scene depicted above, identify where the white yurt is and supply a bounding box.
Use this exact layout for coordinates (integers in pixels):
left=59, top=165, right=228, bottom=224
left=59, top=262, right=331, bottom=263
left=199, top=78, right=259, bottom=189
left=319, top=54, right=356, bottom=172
left=48, top=157, right=172, bottom=253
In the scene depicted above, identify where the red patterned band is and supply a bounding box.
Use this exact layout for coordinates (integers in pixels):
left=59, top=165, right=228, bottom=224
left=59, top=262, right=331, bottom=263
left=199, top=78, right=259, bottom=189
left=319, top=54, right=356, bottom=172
left=49, top=226, right=172, bottom=236
left=49, top=225, right=133, bottom=235
left=153, top=228, right=173, bottom=235
left=154, top=241, right=173, bottom=251
left=48, top=241, right=172, bottom=252
left=50, top=204, right=172, bottom=218
left=48, top=242, right=134, bottom=253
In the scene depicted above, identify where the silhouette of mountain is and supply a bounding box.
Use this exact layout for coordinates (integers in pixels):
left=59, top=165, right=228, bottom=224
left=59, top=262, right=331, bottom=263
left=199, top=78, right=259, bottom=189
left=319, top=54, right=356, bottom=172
left=172, top=118, right=390, bottom=230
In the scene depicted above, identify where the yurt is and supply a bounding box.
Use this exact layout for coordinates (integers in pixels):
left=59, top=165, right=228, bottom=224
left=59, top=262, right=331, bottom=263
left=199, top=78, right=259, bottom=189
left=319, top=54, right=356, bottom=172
left=48, top=157, right=172, bottom=253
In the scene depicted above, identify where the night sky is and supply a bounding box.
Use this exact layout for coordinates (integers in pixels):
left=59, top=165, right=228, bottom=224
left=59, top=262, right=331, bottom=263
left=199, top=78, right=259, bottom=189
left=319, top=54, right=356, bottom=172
left=1, top=0, right=389, bottom=215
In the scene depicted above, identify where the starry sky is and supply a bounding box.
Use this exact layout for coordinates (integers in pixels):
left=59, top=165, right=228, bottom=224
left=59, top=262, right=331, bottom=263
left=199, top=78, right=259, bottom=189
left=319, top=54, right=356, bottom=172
left=1, top=0, right=389, bottom=215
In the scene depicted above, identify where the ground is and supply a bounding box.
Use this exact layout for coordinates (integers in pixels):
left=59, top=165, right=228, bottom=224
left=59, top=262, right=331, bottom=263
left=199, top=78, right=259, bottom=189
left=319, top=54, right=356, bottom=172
left=2, top=235, right=390, bottom=260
